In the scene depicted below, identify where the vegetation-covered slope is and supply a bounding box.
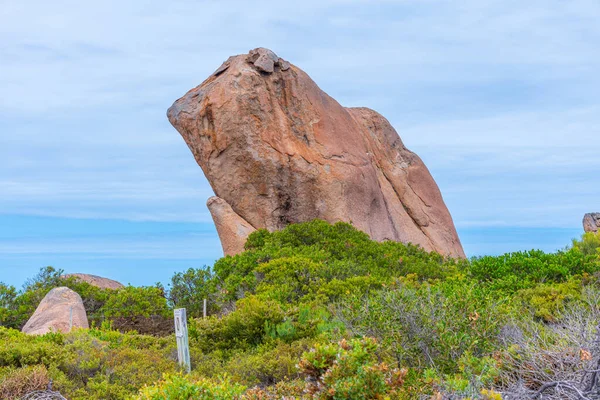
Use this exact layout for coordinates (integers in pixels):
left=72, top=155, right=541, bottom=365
left=1, top=220, right=600, bottom=399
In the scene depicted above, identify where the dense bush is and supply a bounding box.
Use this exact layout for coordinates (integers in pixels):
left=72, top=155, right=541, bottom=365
left=135, top=374, right=246, bottom=400
left=573, top=231, right=600, bottom=256
left=335, top=276, right=508, bottom=374
left=0, top=267, right=173, bottom=335
left=169, top=268, right=217, bottom=317
left=298, top=337, right=407, bottom=399
left=99, top=285, right=173, bottom=335
left=190, top=295, right=285, bottom=352
left=134, top=337, right=406, bottom=399
left=212, top=220, right=461, bottom=306
left=3, top=220, right=600, bottom=399
left=0, top=327, right=180, bottom=399
left=468, top=249, right=599, bottom=292
left=517, top=277, right=584, bottom=321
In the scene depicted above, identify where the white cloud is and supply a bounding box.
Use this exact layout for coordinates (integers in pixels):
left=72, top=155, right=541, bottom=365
left=0, top=0, right=598, bottom=231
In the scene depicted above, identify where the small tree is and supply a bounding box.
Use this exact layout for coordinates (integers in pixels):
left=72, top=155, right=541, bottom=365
left=168, top=267, right=215, bottom=318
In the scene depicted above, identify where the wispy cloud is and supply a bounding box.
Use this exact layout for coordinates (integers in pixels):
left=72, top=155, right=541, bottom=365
left=0, top=0, right=598, bottom=231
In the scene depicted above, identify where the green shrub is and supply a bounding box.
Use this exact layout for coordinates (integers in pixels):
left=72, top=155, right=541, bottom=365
left=0, top=267, right=117, bottom=330
left=134, top=374, right=246, bottom=400
left=422, top=352, right=500, bottom=398
left=101, top=286, right=170, bottom=319
left=517, top=277, right=583, bottom=321
left=98, top=285, right=173, bottom=335
left=6, top=220, right=600, bottom=398
left=468, top=249, right=599, bottom=292
left=190, top=296, right=285, bottom=352
left=572, top=231, right=600, bottom=257
left=336, top=277, right=508, bottom=374
left=0, top=327, right=180, bottom=399
left=212, top=220, right=459, bottom=306
left=169, top=267, right=217, bottom=317
left=215, top=339, right=315, bottom=386
left=0, top=284, right=19, bottom=329
left=298, top=337, right=407, bottom=399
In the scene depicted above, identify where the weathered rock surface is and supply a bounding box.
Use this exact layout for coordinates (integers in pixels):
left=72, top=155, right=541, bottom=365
left=584, top=213, right=600, bottom=233
left=207, top=196, right=257, bottom=255
left=62, top=273, right=124, bottom=290
left=22, top=287, right=89, bottom=335
left=168, top=48, right=465, bottom=258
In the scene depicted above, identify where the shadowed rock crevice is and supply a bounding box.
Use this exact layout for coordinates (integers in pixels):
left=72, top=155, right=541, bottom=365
left=168, top=48, right=465, bottom=258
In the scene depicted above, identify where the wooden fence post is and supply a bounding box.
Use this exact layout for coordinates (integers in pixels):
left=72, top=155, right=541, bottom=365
left=174, top=308, right=191, bottom=373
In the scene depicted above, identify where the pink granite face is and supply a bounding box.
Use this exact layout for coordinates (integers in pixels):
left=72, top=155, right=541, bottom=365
left=168, top=48, right=465, bottom=259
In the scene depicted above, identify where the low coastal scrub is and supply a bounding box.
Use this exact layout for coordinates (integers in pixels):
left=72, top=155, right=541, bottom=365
left=1, top=221, right=599, bottom=399
left=0, top=267, right=171, bottom=335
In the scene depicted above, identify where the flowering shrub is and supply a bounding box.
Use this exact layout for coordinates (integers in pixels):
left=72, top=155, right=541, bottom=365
left=298, top=337, right=407, bottom=399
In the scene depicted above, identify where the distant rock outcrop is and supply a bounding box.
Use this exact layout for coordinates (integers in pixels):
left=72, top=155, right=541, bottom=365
left=62, top=273, right=124, bottom=290
left=583, top=213, right=600, bottom=233
left=22, top=287, right=89, bottom=335
left=168, top=48, right=465, bottom=258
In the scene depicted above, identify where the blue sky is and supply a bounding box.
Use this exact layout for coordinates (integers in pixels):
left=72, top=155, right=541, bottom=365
left=1, top=0, right=598, bottom=288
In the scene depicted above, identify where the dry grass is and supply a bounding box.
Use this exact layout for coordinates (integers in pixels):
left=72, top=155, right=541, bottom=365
left=0, top=365, right=50, bottom=400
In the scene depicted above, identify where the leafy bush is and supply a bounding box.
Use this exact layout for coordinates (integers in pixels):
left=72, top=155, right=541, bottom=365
left=335, top=277, right=508, bottom=374
left=169, top=267, right=217, bottom=317
left=298, top=337, right=407, bottom=399
left=0, top=283, right=19, bottom=329
left=99, top=285, right=173, bottom=335
left=5, top=221, right=600, bottom=399
left=0, top=267, right=114, bottom=330
left=212, top=220, right=460, bottom=306
left=134, top=374, right=246, bottom=400
left=468, top=249, right=599, bottom=292
left=423, top=353, right=500, bottom=399
left=190, top=295, right=285, bottom=351
left=101, top=286, right=169, bottom=319
left=0, top=327, right=180, bottom=399
left=517, top=277, right=583, bottom=321
left=572, top=231, right=600, bottom=257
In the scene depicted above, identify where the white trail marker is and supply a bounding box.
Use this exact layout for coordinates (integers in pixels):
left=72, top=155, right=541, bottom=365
left=174, top=308, right=191, bottom=373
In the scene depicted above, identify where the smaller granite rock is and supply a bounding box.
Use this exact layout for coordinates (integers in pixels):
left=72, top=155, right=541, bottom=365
left=278, top=57, right=290, bottom=71
left=583, top=213, right=600, bottom=233
left=22, top=287, right=89, bottom=335
left=246, top=48, right=290, bottom=74
left=62, top=273, right=124, bottom=290
left=207, top=196, right=256, bottom=256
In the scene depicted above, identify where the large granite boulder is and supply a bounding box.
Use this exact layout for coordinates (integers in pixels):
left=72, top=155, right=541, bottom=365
left=62, top=273, right=124, bottom=290
left=168, top=48, right=465, bottom=258
left=583, top=213, right=600, bottom=233
left=22, top=287, right=89, bottom=335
